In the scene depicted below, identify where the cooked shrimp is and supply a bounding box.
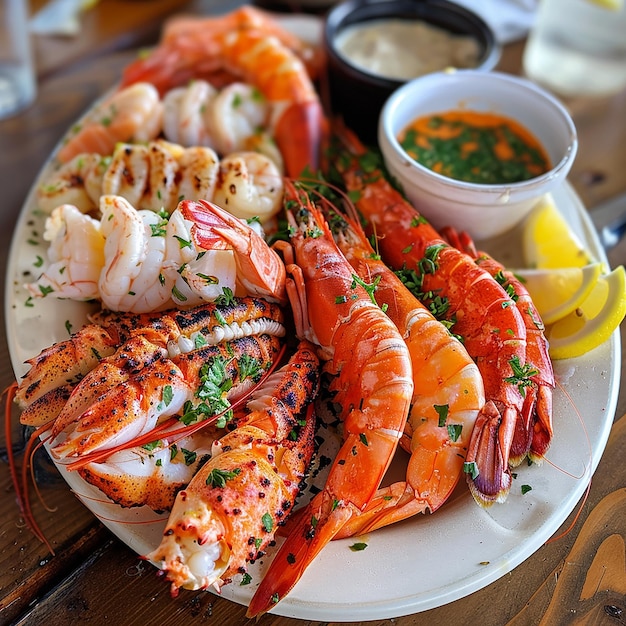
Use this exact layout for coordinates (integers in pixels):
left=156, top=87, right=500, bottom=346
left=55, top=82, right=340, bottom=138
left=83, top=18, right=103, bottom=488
left=120, top=14, right=324, bottom=177
left=206, top=82, right=269, bottom=154
left=94, top=140, right=220, bottom=214
left=26, top=190, right=285, bottom=313
left=327, top=126, right=539, bottom=507
left=246, top=183, right=413, bottom=617
left=161, top=6, right=316, bottom=70
left=37, top=153, right=109, bottom=215
left=180, top=199, right=286, bottom=304
left=121, top=6, right=322, bottom=94
left=177, top=145, right=220, bottom=204
left=56, top=82, right=163, bottom=164
left=317, top=202, right=484, bottom=538
left=25, top=204, right=105, bottom=301
left=97, top=197, right=238, bottom=312
left=162, top=80, right=218, bottom=149
left=102, top=140, right=184, bottom=213
left=163, top=206, right=237, bottom=308
left=212, top=151, right=283, bottom=223
left=97, top=195, right=172, bottom=312
left=163, top=80, right=283, bottom=173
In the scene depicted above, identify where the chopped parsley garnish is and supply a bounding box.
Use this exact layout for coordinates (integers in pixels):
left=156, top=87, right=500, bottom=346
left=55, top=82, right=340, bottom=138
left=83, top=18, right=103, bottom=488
left=463, top=461, right=479, bottom=480
left=205, top=467, right=241, bottom=488
left=215, top=286, right=236, bottom=307
left=261, top=513, right=273, bottom=533
left=435, top=404, right=449, bottom=426
left=504, top=356, right=538, bottom=397
left=447, top=424, right=463, bottom=442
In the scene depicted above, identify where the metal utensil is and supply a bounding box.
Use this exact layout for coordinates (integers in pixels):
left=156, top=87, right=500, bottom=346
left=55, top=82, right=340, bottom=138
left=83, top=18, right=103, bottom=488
left=589, top=191, right=626, bottom=250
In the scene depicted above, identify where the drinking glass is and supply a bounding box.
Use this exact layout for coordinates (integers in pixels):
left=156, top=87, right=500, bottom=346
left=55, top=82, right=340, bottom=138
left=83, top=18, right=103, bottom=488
left=0, top=0, right=36, bottom=119
left=522, top=0, right=626, bottom=97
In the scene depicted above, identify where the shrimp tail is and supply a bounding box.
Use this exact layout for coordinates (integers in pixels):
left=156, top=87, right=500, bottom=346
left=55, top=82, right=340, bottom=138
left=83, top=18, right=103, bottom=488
left=180, top=199, right=287, bottom=304
left=465, top=400, right=515, bottom=506
left=246, top=492, right=353, bottom=618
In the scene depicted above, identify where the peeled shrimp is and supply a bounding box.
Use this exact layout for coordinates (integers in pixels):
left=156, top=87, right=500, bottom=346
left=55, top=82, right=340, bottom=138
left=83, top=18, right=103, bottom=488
left=163, top=206, right=237, bottom=308
left=162, top=79, right=218, bottom=149
left=26, top=194, right=278, bottom=313
left=212, top=151, right=283, bottom=223
left=99, top=140, right=221, bottom=214
left=97, top=196, right=237, bottom=313
left=37, top=153, right=109, bottom=215
left=206, top=82, right=269, bottom=154
left=25, top=204, right=105, bottom=301
left=56, top=82, right=163, bottom=164
left=161, top=80, right=283, bottom=173
left=176, top=145, right=220, bottom=204
left=98, top=195, right=172, bottom=312
left=102, top=140, right=184, bottom=213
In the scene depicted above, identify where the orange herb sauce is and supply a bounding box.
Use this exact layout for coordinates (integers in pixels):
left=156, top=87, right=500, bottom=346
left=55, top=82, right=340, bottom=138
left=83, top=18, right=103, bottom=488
left=399, top=110, right=552, bottom=184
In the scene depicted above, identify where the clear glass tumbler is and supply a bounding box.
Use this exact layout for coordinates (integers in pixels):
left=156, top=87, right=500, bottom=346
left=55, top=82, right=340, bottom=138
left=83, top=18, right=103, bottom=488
left=0, top=0, right=36, bottom=119
left=522, top=0, right=626, bottom=97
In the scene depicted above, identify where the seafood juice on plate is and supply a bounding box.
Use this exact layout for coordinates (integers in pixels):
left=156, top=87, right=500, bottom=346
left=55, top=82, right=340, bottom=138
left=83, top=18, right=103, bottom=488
left=4, top=5, right=622, bottom=622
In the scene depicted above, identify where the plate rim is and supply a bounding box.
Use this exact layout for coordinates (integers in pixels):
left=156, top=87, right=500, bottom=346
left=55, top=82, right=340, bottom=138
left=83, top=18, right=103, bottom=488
left=4, top=15, right=622, bottom=620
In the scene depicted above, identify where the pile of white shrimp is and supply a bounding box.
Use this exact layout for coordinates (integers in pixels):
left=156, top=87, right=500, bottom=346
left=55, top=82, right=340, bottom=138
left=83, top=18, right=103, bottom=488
left=56, top=80, right=285, bottom=172
left=39, top=138, right=283, bottom=221
left=28, top=78, right=293, bottom=314
left=27, top=195, right=256, bottom=313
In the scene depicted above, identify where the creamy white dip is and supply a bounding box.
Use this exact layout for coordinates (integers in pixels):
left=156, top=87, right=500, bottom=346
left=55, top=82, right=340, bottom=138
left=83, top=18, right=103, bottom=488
left=334, top=18, right=481, bottom=81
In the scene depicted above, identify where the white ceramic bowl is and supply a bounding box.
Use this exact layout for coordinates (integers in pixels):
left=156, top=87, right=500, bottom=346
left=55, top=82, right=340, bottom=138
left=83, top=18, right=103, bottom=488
left=378, top=69, right=578, bottom=240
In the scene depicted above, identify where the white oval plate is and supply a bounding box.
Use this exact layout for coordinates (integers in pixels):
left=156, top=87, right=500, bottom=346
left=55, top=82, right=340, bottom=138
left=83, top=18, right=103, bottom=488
left=4, top=15, right=621, bottom=622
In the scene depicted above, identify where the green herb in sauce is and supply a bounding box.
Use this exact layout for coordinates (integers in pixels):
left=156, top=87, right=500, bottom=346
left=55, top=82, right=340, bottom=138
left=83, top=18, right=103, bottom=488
left=399, top=110, right=551, bottom=185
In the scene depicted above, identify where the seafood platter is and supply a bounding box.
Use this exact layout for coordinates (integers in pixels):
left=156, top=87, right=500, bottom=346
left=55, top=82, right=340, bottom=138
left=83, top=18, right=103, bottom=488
left=4, top=5, right=621, bottom=621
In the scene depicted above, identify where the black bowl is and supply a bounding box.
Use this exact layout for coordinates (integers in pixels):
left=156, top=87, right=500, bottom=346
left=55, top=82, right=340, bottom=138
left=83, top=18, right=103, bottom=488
left=323, top=0, right=500, bottom=144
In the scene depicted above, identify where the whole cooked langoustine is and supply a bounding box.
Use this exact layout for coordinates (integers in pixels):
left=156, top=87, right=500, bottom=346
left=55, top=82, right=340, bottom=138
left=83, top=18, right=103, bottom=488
left=328, top=125, right=548, bottom=507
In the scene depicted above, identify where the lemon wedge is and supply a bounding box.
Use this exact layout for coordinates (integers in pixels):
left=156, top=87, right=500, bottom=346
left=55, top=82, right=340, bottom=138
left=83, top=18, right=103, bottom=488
left=546, top=265, right=626, bottom=360
left=514, top=263, right=603, bottom=325
left=523, top=194, right=595, bottom=269
left=586, top=0, right=623, bottom=9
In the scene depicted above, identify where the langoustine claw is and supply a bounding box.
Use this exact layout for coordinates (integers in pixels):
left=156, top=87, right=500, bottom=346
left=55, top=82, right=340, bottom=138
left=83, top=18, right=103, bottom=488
left=145, top=339, right=321, bottom=594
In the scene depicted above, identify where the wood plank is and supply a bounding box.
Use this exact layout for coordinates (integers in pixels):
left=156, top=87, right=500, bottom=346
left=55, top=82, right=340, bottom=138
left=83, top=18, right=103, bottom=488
left=29, top=0, right=195, bottom=79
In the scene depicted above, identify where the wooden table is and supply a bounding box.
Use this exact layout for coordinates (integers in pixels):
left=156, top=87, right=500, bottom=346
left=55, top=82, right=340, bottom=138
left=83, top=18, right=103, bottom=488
left=1, top=3, right=625, bottom=625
